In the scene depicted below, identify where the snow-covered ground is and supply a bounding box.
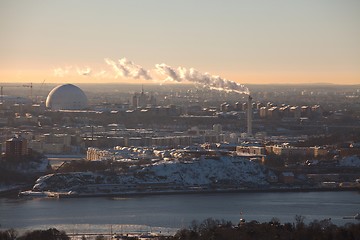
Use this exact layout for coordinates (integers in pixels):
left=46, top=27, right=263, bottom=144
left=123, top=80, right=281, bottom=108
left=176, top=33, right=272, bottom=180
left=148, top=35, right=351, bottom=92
left=32, top=156, right=274, bottom=193
left=15, top=158, right=50, bottom=173
left=147, top=156, right=270, bottom=186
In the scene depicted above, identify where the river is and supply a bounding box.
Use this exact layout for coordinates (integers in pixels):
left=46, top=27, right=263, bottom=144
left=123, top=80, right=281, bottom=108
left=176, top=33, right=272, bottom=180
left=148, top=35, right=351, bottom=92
left=0, top=191, right=359, bottom=235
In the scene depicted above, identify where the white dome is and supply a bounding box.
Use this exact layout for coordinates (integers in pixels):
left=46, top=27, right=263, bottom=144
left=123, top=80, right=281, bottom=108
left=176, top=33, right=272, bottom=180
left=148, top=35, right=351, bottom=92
left=46, top=84, right=88, bottom=110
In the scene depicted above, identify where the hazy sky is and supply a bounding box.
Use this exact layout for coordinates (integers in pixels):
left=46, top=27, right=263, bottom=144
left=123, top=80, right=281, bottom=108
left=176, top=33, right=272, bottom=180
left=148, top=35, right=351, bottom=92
left=1, top=0, right=359, bottom=85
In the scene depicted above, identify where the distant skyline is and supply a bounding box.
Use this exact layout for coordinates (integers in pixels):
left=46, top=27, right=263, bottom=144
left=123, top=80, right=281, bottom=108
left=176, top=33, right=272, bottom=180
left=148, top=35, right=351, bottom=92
left=1, top=0, right=359, bottom=85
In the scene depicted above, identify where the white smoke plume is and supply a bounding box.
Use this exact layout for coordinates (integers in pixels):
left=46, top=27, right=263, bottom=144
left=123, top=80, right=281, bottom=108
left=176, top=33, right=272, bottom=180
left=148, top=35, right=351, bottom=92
left=155, top=63, right=249, bottom=94
left=104, top=57, right=152, bottom=80
left=53, top=57, right=248, bottom=95
left=53, top=67, right=71, bottom=77
left=76, top=67, right=92, bottom=76
left=155, top=63, right=182, bottom=82
left=94, top=70, right=110, bottom=78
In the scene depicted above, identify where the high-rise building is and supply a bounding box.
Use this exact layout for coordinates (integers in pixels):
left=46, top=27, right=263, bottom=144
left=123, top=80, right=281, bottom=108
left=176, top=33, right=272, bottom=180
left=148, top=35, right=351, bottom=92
left=132, top=94, right=139, bottom=108
left=132, top=86, right=147, bottom=108
left=5, top=135, right=28, bottom=160
left=138, top=89, right=147, bottom=108
left=247, top=95, right=253, bottom=136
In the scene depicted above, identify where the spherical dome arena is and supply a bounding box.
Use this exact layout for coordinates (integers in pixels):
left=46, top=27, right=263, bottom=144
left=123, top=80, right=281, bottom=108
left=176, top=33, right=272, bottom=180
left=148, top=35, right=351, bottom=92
left=46, top=84, right=88, bottom=110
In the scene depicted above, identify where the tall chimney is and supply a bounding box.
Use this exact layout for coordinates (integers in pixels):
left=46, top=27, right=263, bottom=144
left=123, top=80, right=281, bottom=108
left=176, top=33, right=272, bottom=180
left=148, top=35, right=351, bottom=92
left=247, top=95, right=252, bottom=136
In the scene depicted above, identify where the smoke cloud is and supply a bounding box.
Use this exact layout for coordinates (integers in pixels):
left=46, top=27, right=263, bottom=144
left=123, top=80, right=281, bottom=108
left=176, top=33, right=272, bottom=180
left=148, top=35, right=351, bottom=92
left=53, top=57, right=248, bottom=95
left=104, top=57, right=152, bottom=80
left=155, top=63, right=249, bottom=94
left=94, top=70, right=110, bottom=78
left=76, top=67, right=92, bottom=76
left=53, top=67, right=71, bottom=77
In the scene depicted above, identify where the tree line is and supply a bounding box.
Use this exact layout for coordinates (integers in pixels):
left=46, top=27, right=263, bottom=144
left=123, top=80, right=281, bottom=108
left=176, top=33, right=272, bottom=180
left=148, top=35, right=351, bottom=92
left=1, top=217, right=359, bottom=240
left=170, top=217, right=360, bottom=240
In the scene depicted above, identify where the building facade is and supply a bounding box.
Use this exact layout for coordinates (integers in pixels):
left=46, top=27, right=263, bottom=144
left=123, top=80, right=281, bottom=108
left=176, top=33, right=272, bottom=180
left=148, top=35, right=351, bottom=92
left=5, top=136, right=28, bottom=160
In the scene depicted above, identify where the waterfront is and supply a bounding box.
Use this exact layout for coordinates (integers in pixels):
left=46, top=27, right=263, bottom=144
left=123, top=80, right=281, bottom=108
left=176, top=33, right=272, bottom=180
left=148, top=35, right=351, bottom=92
left=0, top=191, right=359, bottom=235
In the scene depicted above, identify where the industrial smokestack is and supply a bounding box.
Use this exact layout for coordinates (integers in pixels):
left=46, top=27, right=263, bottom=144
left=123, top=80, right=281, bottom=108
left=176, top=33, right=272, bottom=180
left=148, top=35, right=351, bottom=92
left=247, top=95, right=252, bottom=136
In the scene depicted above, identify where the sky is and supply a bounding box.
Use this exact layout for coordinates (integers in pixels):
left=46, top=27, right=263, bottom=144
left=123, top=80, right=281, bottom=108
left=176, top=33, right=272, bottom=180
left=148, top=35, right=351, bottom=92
left=0, top=0, right=359, bottom=85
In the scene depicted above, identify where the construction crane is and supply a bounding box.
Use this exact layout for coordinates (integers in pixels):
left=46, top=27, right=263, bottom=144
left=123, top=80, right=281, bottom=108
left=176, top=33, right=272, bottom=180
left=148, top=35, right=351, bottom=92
left=37, top=79, right=46, bottom=102
left=0, top=83, right=33, bottom=103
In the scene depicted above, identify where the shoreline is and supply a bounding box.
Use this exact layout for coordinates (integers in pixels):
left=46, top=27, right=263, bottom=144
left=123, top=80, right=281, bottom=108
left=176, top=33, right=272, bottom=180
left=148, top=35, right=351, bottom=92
left=0, top=184, right=33, bottom=197
left=2, top=182, right=358, bottom=199
left=62, top=187, right=360, bottom=198
left=13, top=186, right=359, bottom=199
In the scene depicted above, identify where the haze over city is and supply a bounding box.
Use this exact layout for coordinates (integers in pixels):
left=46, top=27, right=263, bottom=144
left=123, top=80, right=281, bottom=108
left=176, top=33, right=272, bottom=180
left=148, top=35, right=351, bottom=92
left=1, top=0, right=359, bottom=85
left=1, top=1, right=360, bottom=239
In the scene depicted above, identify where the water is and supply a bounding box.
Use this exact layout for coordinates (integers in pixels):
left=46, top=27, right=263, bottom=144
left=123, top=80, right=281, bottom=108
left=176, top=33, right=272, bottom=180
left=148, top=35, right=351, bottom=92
left=0, top=191, right=359, bottom=234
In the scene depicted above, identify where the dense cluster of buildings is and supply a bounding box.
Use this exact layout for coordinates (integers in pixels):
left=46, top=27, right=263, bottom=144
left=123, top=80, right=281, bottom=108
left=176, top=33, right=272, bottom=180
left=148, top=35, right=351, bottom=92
left=1, top=83, right=359, bottom=160
left=85, top=140, right=359, bottom=163
left=1, top=83, right=359, bottom=193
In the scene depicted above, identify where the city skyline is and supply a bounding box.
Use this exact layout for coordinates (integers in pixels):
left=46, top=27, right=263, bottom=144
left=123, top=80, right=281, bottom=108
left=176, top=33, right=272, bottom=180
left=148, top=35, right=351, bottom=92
left=1, top=0, right=359, bottom=85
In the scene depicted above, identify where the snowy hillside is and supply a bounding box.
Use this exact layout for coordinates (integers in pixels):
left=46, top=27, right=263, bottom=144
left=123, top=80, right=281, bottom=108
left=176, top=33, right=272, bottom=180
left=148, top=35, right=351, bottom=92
left=146, top=157, right=270, bottom=186
left=32, top=156, right=274, bottom=193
